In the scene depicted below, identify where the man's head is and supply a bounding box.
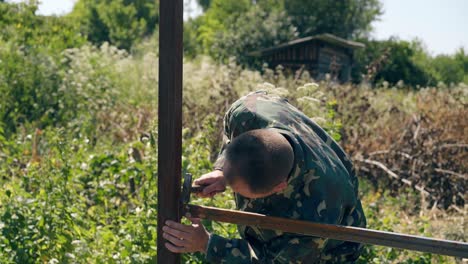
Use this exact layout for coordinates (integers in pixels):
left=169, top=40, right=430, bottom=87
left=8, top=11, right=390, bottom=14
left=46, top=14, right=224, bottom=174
left=224, top=129, right=294, bottom=198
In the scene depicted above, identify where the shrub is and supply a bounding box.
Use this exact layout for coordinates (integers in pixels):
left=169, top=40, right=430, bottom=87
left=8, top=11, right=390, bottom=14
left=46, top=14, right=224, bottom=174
left=431, top=48, right=468, bottom=85
left=352, top=38, right=436, bottom=86
left=70, top=0, right=159, bottom=50
left=0, top=43, right=62, bottom=136
left=0, top=1, right=85, bottom=53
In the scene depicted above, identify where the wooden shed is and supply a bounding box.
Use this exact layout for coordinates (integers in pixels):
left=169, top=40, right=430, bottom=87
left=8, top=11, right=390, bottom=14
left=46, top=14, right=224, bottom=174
left=249, top=33, right=365, bottom=83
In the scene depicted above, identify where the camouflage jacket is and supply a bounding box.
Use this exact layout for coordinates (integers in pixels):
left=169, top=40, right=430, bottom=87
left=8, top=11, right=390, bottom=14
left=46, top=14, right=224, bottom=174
left=206, top=91, right=366, bottom=263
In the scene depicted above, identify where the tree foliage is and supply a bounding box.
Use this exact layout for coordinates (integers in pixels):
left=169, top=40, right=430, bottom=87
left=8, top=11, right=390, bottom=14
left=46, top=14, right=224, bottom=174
left=353, top=38, right=468, bottom=87
left=431, top=48, right=468, bottom=85
left=196, top=0, right=211, bottom=11
left=0, top=1, right=85, bottom=52
left=185, top=0, right=385, bottom=78
left=352, top=39, right=437, bottom=86
left=70, top=0, right=159, bottom=50
left=284, top=0, right=382, bottom=39
left=194, top=0, right=251, bottom=54
left=209, top=6, right=298, bottom=66
left=189, top=0, right=382, bottom=60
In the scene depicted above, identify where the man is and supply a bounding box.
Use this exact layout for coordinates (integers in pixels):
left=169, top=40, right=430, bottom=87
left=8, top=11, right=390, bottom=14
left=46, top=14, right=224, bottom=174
left=163, top=90, right=366, bottom=263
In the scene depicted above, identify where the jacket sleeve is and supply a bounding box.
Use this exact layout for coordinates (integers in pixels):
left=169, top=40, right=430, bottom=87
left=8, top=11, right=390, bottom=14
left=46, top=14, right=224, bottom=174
left=213, top=133, right=229, bottom=171
left=205, top=233, right=327, bottom=263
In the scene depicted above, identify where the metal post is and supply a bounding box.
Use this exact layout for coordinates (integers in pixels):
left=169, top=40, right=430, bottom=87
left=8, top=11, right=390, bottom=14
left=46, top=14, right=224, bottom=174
left=157, top=0, right=183, bottom=262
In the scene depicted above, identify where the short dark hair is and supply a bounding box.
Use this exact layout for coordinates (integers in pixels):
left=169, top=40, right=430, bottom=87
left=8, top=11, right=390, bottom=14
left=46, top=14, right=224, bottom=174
left=224, top=129, right=294, bottom=194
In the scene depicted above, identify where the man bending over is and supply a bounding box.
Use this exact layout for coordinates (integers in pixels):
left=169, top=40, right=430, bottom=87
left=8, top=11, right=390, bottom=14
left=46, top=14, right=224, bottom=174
left=163, top=91, right=366, bottom=263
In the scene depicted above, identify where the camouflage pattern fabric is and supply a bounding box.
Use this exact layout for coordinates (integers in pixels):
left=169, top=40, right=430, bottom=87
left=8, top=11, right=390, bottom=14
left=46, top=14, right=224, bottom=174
left=207, top=91, right=366, bottom=263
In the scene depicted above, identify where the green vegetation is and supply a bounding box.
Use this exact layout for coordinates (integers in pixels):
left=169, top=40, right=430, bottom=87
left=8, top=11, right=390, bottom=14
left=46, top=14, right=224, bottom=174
left=202, top=5, right=297, bottom=66
left=185, top=0, right=467, bottom=86
left=0, top=0, right=466, bottom=263
left=187, top=0, right=382, bottom=67
left=353, top=38, right=468, bottom=86
left=284, top=0, right=382, bottom=39
left=0, top=2, right=85, bottom=52
left=70, top=0, right=159, bottom=50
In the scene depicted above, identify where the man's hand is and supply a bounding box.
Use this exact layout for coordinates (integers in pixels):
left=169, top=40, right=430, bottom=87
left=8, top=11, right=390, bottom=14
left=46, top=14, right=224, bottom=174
left=194, top=170, right=226, bottom=198
left=163, top=218, right=210, bottom=254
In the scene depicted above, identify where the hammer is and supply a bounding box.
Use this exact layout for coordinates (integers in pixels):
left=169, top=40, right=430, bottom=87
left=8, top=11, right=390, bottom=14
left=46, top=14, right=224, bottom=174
left=181, top=173, right=206, bottom=205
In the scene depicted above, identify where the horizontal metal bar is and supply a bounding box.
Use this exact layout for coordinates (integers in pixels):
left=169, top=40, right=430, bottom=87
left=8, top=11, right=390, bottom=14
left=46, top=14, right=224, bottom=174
left=184, top=204, right=468, bottom=258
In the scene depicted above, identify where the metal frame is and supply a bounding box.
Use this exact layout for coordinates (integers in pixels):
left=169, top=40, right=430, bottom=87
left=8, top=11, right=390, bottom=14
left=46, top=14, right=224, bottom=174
left=156, top=1, right=468, bottom=261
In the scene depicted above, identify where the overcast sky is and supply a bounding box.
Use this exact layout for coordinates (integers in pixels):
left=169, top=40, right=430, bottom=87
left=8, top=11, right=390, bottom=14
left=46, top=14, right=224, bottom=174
left=8, top=0, right=468, bottom=55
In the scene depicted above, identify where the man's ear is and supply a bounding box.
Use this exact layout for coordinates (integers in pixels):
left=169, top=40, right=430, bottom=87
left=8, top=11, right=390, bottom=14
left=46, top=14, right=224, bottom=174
left=273, top=181, right=288, bottom=193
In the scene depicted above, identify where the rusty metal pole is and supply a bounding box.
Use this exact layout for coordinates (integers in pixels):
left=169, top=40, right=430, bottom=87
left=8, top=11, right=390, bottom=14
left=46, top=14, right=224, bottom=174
left=157, top=0, right=183, bottom=262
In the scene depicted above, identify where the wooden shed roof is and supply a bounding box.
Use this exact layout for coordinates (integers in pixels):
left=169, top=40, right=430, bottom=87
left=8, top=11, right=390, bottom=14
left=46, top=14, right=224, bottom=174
left=249, top=33, right=365, bottom=56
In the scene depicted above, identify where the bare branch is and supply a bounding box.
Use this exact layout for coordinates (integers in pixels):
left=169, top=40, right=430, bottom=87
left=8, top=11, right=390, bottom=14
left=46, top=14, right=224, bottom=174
left=355, top=158, right=431, bottom=196
left=434, top=168, right=467, bottom=180
left=439, top=143, right=468, bottom=149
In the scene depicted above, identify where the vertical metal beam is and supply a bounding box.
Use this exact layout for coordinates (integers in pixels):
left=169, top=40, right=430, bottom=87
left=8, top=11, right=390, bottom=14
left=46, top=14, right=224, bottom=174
left=157, top=0, right=183, bottom=262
